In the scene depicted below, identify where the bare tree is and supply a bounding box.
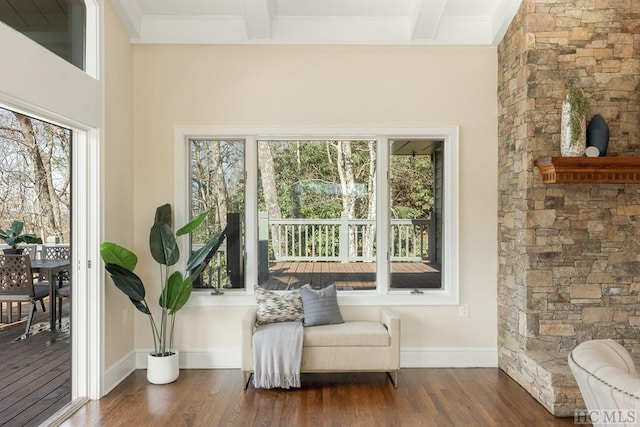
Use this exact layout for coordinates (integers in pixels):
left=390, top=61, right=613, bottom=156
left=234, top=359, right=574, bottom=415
left=258, top=141, right=283, bottom=253
left=14, top=112, right=64, bottom=240
left=363, top=140, right=376, bottom=258
left=335, top=140, right=358, bottom=257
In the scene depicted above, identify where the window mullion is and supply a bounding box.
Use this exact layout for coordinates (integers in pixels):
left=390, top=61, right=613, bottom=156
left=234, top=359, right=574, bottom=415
left=376, top=136, right=390, bottom=294
left=245, top=136, right=257, bottom=295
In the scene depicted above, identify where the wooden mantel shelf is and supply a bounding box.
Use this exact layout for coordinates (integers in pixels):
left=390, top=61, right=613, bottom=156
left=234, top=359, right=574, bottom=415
left=534, top=157, right=640, bottom=183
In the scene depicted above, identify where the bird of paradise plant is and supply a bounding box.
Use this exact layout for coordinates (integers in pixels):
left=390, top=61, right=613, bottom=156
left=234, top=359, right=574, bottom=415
left=100, top=203, right=226, bottom=356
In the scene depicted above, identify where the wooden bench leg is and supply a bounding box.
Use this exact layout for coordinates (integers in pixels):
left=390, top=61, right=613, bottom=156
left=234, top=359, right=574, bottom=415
left=242, top=371, right=253, bottom=390
left=388, top=370, right=398, bottom=388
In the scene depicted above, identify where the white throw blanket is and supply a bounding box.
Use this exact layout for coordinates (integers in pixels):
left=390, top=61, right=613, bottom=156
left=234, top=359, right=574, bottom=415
left=253, top=321, right=303, bottom=389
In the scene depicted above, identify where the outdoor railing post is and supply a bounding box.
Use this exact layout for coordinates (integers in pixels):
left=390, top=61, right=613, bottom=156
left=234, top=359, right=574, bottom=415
left=429, top=213, right=437, bottom=263
left=339, top=211, right=349, bottom=263
left=258, top=212, right=270, bottom=283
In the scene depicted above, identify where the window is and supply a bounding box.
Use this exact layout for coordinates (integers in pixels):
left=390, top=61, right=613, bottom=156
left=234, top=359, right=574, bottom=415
left=389, top=139, right=443, bottom=290
left=257, top=139, right=377, bottom=291
left=189, top=139, right=245, bottom=291
left=176, top=126, right=458, bottom=305
left=0, top=0, right=86, bottom=70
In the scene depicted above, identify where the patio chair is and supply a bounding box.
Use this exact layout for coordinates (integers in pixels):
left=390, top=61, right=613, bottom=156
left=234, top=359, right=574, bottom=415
left=42, top=245, right=70, bottom=262
left=42, top=245, right=71, bottom=327
left=0, top=254, right=49, bottom=337
left=56, top=284, right=70, bottom=329
left=12, top=244, right=41, bottom=319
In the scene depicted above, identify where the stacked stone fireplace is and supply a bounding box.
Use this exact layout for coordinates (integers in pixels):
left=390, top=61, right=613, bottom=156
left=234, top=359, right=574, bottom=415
left=498, top=0, right=640, bottom=416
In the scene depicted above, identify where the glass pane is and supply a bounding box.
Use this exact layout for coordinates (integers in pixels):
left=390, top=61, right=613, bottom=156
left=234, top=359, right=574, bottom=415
left=189, top=139, right=245, bottom=291
left=389, top=139, right=443, bottom=289
left=0, top=0, right=86, bottom=70
left=257, top=140, right=376, bottom=291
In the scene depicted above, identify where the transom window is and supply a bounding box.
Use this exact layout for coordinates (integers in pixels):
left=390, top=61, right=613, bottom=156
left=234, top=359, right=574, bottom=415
left=0, top=0, right=87, bottom=70
left=177, top=126, right=458, bottom=305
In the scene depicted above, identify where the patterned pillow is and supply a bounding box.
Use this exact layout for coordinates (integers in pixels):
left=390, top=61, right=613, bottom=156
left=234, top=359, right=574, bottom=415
left=299, top=284, right=344, bottom=327
left=254, top=286, right=304, bottom=326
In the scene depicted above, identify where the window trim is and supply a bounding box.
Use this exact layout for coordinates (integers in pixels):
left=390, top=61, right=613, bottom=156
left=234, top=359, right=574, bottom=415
left=174, top=125, right=459, bottom=306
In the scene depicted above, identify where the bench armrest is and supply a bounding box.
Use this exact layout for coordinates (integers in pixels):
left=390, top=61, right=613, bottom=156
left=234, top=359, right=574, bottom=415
left=241, top=308, right=257, bottom=371
left=381, top=307, right=400, bottom=369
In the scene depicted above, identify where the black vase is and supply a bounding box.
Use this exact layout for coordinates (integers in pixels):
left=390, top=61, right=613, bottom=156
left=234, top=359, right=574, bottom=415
left=586, top=114, right=609, bottom=156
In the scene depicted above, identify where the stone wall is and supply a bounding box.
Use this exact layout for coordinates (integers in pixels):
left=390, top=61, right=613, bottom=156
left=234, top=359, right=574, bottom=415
left=497, top=0, right=640, bottom=416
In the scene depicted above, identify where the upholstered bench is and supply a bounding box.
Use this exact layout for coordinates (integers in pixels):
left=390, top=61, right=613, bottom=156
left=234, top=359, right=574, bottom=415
left=241, top=307, right=400, bottom=388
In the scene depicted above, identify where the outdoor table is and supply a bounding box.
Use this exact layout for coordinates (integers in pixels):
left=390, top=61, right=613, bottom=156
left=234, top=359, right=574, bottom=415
left=30, top=259, right=70, bottom=331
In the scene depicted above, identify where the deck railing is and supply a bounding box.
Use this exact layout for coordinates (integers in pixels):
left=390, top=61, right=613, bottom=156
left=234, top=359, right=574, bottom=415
left=261, top=212, right=431, bottom=263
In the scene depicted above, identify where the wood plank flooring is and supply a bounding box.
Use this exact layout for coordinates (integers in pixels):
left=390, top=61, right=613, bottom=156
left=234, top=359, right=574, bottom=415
left=0, top=299, right=70, bottom=427
left=62, top=368, right=580, bottom=426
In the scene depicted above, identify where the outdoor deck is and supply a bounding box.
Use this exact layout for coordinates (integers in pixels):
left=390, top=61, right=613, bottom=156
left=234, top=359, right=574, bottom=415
left=260, top=261, right=441, bottom=290
left=0, top=298, right=70, bottom=426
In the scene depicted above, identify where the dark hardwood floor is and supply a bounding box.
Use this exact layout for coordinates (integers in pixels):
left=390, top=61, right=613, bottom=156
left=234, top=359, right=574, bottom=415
left=0, top=299, right=70, bottom=427
left=62, top=368, right=580, bottom=426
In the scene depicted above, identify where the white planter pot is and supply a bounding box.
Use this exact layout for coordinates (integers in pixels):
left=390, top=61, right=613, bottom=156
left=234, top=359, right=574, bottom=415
left=147, top=351, right=179, bottom=384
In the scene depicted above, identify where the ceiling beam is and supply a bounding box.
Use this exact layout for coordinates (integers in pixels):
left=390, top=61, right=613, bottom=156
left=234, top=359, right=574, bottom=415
left=241, top=0, right=273, bottom=40
left=410, top=0, right=448, bottom=40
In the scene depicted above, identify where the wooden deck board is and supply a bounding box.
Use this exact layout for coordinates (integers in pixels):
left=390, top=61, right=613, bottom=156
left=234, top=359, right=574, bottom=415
left=0, top=298, right=70, bottom=426
left=261, top=261, right=441, bottom=290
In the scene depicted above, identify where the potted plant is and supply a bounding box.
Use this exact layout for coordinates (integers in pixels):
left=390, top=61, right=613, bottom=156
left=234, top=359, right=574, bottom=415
left=100, top=203, right=226, bottom=384
left=560, top=87, right=590, bottom=157
left=0, top=221, right=42, bottom=254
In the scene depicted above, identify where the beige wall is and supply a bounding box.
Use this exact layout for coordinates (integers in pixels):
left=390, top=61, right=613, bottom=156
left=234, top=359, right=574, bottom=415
left=104, top=0, right=135, bottom=367
left=130, top=45, right=498, bottom=353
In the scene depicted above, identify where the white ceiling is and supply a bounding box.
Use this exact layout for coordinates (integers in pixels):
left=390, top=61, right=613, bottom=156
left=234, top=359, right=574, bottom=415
left=110, top=0, right=522, bottom=46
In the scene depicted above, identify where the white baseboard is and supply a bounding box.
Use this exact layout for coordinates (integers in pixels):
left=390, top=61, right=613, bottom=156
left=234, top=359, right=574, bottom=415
left=401, top=347, right=498, bottom=368
left=104, top=350, right=136, bottom=394
left=125, top=347, right=498, bottom=370
left=135, top=348, right=240, bottom=369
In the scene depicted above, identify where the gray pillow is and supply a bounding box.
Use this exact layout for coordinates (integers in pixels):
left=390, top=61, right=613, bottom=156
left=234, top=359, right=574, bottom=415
left=300, top=284, right=344, bottom=327
left=254, top=286, right=303, bottom=326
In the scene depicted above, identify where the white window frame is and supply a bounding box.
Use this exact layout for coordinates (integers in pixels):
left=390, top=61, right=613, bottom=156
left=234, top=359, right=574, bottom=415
left=174, top=125, right=459, bottom=306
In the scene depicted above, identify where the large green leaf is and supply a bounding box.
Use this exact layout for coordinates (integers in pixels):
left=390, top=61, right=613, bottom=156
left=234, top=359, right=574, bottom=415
left=186, top=230, right=226, bottom=274
left=130, top=297, right=151, bottom=315
left=100, top=242, right=138, bottom=271
left=176, top=211, right=208, bottom=236
left=105, top=263, right=146, bottom=302
left=154, top=204, right=172, bottom=227
left=159, top=271, right=192, bottom=314
left=20, top=234, right=42, bottom=244
left=10, top=221, right=23, bottom=236
left=149, top=223, right=179, bottom=266
left=170, top=276, right=192, bottom=314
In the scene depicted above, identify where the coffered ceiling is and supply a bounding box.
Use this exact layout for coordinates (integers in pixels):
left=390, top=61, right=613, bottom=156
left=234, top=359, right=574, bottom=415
left=110, top=0, right=522, bottom=45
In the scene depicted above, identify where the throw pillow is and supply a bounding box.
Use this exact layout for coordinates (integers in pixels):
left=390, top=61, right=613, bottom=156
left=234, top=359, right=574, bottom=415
left=299, top=284, right=344, bottom=327
left=254, top=286, right=304, bottom=326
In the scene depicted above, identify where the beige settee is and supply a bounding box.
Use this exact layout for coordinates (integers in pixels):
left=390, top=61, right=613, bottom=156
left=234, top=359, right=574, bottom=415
left=241, top=307, right=400, bottom=389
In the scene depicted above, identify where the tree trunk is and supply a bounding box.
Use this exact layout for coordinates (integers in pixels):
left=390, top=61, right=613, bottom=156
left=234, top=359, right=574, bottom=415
left=258, top=141, right=283, bottom=256
left=363, top=140, right=376, bottom=258
left=336, top=140, right=357, bottom=258
left=14, top=113, right=61, bottom=239
left=210, top=141, right=228, bottom=228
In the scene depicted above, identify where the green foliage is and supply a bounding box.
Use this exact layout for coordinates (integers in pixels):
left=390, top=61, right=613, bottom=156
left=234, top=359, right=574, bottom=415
left=259, top=140, right=377, bottom=219
left=0, top=220, right=43, bottom=249
left=567, top=87, right=590, bottom=145
left=390, top=155, right=434, bottom=219
left=100, top=204, right=226, bottom=356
